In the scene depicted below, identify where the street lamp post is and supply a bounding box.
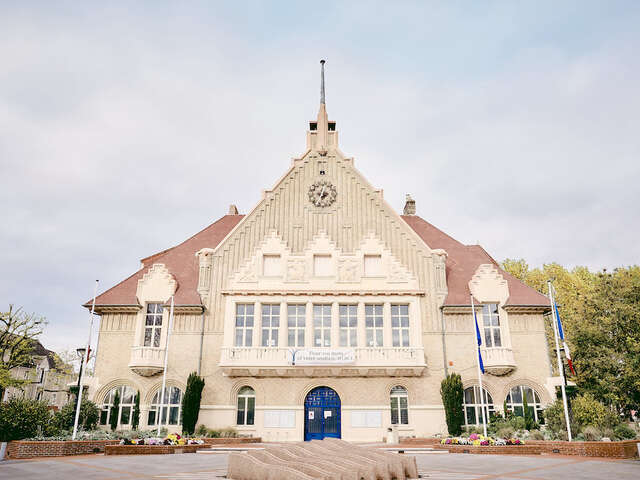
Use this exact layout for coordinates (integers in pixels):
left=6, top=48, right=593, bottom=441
left=74, top=347, right=86, bottom=414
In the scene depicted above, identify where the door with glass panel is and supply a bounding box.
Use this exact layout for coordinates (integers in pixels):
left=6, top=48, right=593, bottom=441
left=304, top=386, right=341, bottom=441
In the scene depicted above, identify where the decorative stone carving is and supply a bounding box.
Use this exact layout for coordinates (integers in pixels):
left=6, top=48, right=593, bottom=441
left=469, top=264, right=509, bottom=305
left=286, top=259, right=306, bottom=282
left=237, top=258, right=258, bottom=282
left=195, top=248, right=215, bottom=301
left=337, top=258, right=359, bottom=282
left=136, top=264, right=176, bottom=305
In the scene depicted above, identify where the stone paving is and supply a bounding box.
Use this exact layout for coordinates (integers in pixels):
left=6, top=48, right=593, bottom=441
left=0, top=451, right=638, bottom=479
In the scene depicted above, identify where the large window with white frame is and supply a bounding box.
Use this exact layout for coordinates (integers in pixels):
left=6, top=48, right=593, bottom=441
left=463, top=386, right=495, bottom=426
left=390, top=386, right=409, bottom=425
left=261, top=304, right=280, bottom=347
left=506, top=385, right=544, bottom=423
left=236, top=386, right=255, bottom=426
left=339, top=304, right=357, bottom=347
left=482, top=303, right=502, bottom=347
left=235, top=304, right=254, bottom=347
left=287, top=304, right=305, bottom=347
left=99, top=385, right=136, bottom=427
left=144, top=303, right=164, bottom=347
left=313, top=304, right=332, bottom=347
left=365, top=304, right=384, bottom=347
left=391, top=304, right=410, bottom=347
left=148, top=386, right=183, bottom=426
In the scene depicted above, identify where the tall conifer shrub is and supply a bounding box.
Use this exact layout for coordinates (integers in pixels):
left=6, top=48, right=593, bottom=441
left=182, top=372, right=205, bottom=435
left=440, top=373, right=464, bottom=436
left=109, top=390, right=120, bottom=431
left=132, top=391, right=140, bottom=430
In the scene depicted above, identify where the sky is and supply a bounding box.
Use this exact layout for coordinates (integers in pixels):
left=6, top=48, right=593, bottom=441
left=1, top=1, right=639, bottom=353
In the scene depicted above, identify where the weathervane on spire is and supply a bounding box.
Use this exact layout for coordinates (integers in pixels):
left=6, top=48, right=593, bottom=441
left=320, top=59, right=326, bottom=105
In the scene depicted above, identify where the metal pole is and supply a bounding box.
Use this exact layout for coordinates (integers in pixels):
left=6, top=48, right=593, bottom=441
left=157, top=296, right=175, bottom=436
left=72, top=280, right=98, bottom=440
left=470, top=295, right=487, bottom=437
left=74, top=356, right=84, bottom=412
left=548, top=280, right=572, bottom=441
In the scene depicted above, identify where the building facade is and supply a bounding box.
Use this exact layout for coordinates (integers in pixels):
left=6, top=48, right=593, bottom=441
left=87, top=66, right=557, bottom=440
left=2, top=340, right=75, bottom=410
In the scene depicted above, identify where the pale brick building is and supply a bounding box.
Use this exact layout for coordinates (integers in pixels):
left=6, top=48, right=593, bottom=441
left=86, top=63, right=557, bottom=440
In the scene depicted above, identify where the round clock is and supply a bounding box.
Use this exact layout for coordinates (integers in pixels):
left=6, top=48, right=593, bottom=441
left=308, top=180, right=337, bottom=207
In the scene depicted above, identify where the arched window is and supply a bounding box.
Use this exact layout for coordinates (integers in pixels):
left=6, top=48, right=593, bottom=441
left=236, top=386, right=255, bottom=426
left=390, top=386, right=409, bottom=425
left=148, top=386, right=183, bottom=426
left=463, top=386, right=495, bottom=426
left=506, top=385, right=544, bottom=423
left=100, top=385, right=136, bottom=427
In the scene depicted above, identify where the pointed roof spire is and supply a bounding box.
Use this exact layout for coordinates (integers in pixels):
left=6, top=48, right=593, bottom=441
left=320, top=59, right=326, bottom=105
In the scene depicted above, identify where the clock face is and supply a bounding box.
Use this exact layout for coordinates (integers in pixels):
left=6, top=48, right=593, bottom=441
left=308, top=180, right=337, bottom=207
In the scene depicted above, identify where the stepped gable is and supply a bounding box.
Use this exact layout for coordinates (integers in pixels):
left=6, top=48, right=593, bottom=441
left=401, top=215, right=549, bottom=307
left=85, top=214, right=244, bottom=307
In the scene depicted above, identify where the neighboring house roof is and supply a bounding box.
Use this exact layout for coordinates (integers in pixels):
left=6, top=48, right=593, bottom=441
left=401, top=215, right=549, bottom=307
left=86, top=214, right=244, bottom=307
left=13, top=337, right=58, bottom=369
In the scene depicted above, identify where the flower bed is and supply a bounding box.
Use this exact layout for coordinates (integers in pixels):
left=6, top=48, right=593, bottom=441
left=118, top=433, right=205, bottom=446
left=105, top=433, right=263, bottom=455
left=440, top=434, right=524, bottom=446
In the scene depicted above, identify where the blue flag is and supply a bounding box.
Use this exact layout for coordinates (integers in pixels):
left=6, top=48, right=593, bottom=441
left=474, top=309, right=485, bottom=374
left=554, top=303, right=565, bottom=340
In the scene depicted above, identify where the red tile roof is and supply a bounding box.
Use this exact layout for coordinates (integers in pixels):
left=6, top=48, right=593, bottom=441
left=86, top=214, right=244, bottom=307
left=86, top=212, right=546, bottom=310
left=401, top=215, right=549, bottom=307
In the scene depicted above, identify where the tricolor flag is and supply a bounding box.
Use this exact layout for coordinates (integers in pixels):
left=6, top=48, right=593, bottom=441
left=474, top=309, right=485, bottom=374
left=554, top=303, right=576, bottom=375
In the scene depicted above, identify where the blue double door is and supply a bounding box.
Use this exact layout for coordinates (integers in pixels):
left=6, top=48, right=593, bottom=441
left=304, top=387, right=341, bottom=441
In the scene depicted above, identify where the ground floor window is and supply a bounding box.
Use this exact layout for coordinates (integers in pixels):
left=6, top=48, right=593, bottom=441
left=100, top=385, right=136, bottom=427
left=506, top=385, right=544, bottom=423
left=237, top=386, right=255, bottom=425
left=390, top=386, right=409, bottom=425
left=463, top=386, right=495, bottom=426
left=148, top=386, right=183, bottom=426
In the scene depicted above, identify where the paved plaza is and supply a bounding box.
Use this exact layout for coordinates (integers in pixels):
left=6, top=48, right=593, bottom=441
left=0, top=452, right=638, bottom=480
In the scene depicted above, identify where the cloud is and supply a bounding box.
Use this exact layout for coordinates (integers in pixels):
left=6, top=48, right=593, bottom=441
left=0, top=3, right=638, bottom=351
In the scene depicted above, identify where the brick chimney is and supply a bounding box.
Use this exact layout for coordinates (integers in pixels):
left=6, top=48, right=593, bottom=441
left=403, top=194, right=416, bottom=215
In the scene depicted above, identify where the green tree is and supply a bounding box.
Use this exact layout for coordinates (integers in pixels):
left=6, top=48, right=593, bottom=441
left=132, top=391, right=140, bottom=430
left=54, top=400, right=99, bottom=431
left=440, top=373, right=464, bottom=436
left=109, top=389, right=120, bottom=431
left=0, top=305, right=47, bottom=398
left=543, top=399, right=569, bottom=436
left=522, top=391, right=533, bottom=430
left=572, top=268, right=640, bottom=417
left=182, top=372, right=205, bottom=435
left=501, top=260, right=640, bottom=418
left=0, top=398, right=55, bottom=441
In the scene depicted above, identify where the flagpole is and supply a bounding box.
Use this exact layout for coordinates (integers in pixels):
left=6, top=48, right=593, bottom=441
left=72, top=279, right=98, bottom=440
left=548, top=281, right=572, bottom=441
left=157, top=296, right=175, bottom=436
left=470, top=295, right=487, bottom=437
